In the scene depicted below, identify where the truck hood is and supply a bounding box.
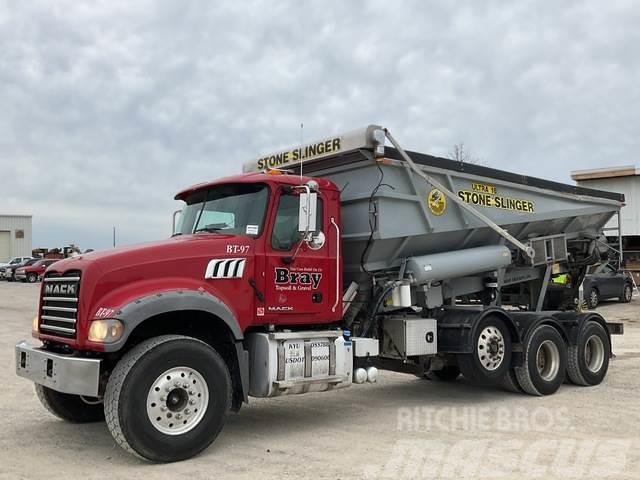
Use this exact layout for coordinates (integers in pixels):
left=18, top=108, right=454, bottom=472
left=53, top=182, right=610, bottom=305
left=39, top=233, right=255, bottom=350
left=47, top=232, right=254, bottom=313
left=51, top=234, right=244, bottom=274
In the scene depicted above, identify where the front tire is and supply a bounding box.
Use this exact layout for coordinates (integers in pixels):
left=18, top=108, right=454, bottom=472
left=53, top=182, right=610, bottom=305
left=458, top=316, right=512, bottom=384
left=104, top=335, right=231, bottom=462
left=567, top=321, right=610, bottom=386
left=27, top=273, right=38, bottom=283
left=515, top=325, right=567, bottom=396
left=35, top=384, right=104, bottom=423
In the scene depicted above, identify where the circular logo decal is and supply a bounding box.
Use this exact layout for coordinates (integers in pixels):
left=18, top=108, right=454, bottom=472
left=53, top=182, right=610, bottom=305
left=427, top=189, right=447, bottom=216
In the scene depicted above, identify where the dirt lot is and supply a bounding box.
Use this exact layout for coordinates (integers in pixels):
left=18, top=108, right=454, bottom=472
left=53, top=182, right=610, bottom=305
left=1, top=282, right=639, bottom=479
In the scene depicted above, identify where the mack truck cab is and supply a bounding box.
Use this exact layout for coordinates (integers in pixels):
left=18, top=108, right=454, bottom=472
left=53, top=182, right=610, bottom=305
left=16, top=125, right=623, bottom=462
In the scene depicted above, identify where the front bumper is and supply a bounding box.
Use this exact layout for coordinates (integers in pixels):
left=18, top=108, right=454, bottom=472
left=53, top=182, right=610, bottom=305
left=15, top=341, right=101, bottom=397
left=14, top=273, right=26, bottom=281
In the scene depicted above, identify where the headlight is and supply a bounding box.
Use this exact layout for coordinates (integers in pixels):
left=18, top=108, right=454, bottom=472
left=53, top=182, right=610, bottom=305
left=88, top=319, right=124, bottom=343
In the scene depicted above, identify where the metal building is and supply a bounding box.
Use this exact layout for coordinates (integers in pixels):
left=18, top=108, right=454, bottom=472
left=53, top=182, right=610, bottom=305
left=0, top=214, right=33, bottom=262
left=571, top=166, right=640, bottom=273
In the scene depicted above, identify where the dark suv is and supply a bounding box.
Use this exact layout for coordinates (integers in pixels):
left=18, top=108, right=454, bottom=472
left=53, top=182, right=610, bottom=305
left=583, top=263, right=634, bottom=308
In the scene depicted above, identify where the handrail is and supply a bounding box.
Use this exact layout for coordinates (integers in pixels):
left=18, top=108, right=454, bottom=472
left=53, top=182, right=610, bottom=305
left=330, top=217, right=340, bottom=313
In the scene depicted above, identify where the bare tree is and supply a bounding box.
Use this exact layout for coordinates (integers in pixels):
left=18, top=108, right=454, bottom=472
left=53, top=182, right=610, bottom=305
left=448, top=143, right=482, bottom=165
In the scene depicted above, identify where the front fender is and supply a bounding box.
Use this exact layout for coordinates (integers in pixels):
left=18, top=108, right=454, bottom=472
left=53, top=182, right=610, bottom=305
left=99, top=289, right=242, bottom=353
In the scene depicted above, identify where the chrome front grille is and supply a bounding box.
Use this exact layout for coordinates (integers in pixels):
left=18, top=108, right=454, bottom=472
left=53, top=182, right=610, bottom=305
left=40, top=271, right=80, bottom=338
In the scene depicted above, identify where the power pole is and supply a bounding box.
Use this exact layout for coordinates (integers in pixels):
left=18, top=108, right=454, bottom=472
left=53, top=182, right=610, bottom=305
left=113, top=227, right=116, bottom=247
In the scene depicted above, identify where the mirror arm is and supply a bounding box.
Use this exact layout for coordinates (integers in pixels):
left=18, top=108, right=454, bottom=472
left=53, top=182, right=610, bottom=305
left=282, top=237, right=305, bottom=265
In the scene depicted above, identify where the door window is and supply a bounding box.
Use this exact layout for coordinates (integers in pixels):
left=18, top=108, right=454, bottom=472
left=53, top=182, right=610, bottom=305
left=271, top=194, right=323, bottom=251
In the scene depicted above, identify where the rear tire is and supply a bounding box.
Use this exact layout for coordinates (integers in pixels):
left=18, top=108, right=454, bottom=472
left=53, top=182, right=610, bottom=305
left=620, top=284, right=632, bottom=303
left=104, top=335, right=231, bottom=462
left=501, top=369, right=524, bottom=394
left=515, top=325, right=567, bottom=396
left=567, top=321, right=610, bottom=386
left=459, top=316, right=512, bottom=384
left=35, top=384, right=104, bottom=423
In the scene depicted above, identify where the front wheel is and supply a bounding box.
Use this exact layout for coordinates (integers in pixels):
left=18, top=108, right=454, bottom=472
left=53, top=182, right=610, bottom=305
left=35, top=384, right=104, bottom=423
left=104, top=335, right=231, bottom=462
left=458, top=316, right=512, bottom=384
left=27, top=273, right=38, bottom=283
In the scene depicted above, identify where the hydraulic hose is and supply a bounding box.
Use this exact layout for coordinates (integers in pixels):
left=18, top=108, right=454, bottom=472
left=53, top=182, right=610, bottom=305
left=361, top=281, right=400, bottom=338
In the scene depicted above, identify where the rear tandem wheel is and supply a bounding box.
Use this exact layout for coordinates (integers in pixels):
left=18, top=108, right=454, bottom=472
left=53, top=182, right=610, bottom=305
left=515, top=325, right=567, bottom=396
left=566, top=321, right=610, bottom=386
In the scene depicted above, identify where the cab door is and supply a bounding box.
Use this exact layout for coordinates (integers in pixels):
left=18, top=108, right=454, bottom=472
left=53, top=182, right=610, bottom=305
left=262, top=190, right=334, bottom=323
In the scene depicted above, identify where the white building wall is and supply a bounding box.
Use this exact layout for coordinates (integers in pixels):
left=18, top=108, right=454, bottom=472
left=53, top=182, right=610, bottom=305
left=577, top=177, right=640, bottom=236
left=0, top=215, right=33, bottom=261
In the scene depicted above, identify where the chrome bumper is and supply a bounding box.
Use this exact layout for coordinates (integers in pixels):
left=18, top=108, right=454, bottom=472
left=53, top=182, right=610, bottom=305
left=15, top=341, right=101, bottom=397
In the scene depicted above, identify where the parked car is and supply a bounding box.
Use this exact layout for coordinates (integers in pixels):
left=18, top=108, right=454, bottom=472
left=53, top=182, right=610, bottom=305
left=1, top=258, right=41, bottom=282
left=14, top=259, right=58, bottom=283
left=0, top=256, right=32, bottom=270
left=583, top=263, right=634, bottom=308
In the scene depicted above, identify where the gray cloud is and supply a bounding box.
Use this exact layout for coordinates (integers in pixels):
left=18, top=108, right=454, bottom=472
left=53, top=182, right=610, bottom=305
left=1, top=0, right=638, bottom=249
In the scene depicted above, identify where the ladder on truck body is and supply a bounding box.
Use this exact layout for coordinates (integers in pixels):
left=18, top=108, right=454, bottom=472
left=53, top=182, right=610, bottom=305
left=602, top=211, right=638, bottom=294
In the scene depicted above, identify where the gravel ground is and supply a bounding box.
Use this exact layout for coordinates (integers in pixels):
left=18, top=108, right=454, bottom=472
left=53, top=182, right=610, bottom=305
left=1, top=281, right=638, bottom=479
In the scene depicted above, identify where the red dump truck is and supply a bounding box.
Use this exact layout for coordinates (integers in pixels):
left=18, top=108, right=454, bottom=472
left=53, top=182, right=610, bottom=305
left=16, top=126, right=623, bottom=462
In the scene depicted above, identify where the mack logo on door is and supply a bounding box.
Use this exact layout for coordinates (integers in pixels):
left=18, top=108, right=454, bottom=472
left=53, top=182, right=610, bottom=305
left=205, top=258, right=246, bottom=279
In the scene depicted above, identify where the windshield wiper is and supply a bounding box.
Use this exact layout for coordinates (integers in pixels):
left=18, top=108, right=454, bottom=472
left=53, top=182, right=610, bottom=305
left=194, top=226, right=224, bottom=234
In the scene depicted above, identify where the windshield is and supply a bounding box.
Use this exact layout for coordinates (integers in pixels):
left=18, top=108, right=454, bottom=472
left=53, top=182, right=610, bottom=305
left=176, top=183, right=269, bottom=236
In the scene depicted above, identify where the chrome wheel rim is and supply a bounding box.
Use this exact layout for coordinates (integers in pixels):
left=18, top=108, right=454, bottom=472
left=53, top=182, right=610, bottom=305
left=536, top=340, right=560, bottom=381
left=146, top=367, right=209, bottom=436
left=584, top=335, right=605, bottom=373
left=624, top=286, right=632, bottom=301
left=476, top=326, right=505, bottom=371
left=590, top=290, right=598, bottom=307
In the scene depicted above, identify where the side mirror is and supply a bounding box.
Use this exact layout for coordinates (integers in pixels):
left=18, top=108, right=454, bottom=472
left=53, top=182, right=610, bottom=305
left=172, top=210, right=182, bottom=235
left=308, top=231, right=326, bottom=250
left=298, top=192, right=318, bottom=234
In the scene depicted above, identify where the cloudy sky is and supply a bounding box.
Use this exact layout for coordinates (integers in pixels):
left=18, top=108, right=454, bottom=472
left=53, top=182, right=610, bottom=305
left=1, top=1, right=638, bottom=250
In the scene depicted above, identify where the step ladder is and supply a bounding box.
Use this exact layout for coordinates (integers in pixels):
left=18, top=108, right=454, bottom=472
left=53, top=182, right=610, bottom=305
left=625, top=270, right=640, bottom=296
